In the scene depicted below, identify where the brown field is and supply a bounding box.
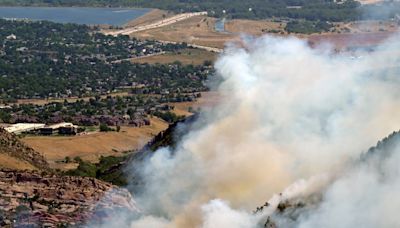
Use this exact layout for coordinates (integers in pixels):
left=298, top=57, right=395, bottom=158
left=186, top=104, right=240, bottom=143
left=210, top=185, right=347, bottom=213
left=126, top=14, right=286, bottom=48
left=330, top=20, right=399, bottom=35
left=0, top=153, right=36, bottom=170
left=125, top=10, right=398, bottom=52
left=225, top=19, right=286, bottom=36
left=308, top=32, right=396, bottom=49
left=131, top=48, right=217, bottom=65
left=22, top=117, right=168, bottom=169
left=346, top=21, right=398, bottom=33
left=130, top=16, right=236, bottom=49
left=169, top=91, right=221, bottom=116
left=125, top=9, right=173, bottom=27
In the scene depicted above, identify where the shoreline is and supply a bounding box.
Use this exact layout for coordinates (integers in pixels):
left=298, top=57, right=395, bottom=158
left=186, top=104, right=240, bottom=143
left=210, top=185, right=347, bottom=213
left=0, top=6, right=153, bottom=27
left=0, top=5, right=151, bottom=10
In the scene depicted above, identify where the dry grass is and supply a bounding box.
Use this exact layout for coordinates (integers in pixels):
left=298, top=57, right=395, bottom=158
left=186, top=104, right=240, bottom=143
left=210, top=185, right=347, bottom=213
left=127, top=11, right=398, bottom=51
left=169, top=91, right=221, bottom=117
left=22, top=118, right=168, bottom=169
left=0, top=153, right=36, bottom=170
left=225, top=19, right=286, bottom=36
left=346, top=21, right=398, bottom=33
left=128, top=16, right=286, bottom=48
left=131, top=48, right=217, bottom=65
left=130, top=16, right=236, bottom=49
left=308, top=32, right=396, bottom=49
left=17, top=90, right=219, bottom=171
left=329, top=21, right=399, bottom=35
left=125, top=9, right=173, bottom=28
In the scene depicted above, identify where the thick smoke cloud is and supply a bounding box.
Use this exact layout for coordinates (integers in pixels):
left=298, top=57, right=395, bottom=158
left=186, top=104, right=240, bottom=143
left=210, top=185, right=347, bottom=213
left=294, top=135, right=400, bottom=228
left=108, top=34, right=400, bottom=228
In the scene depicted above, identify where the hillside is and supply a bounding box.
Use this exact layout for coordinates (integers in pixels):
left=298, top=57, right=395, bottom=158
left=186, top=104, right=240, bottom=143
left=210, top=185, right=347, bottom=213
left=71, top=115, right=199, bottom=187
left=0, top=128, right=49, bottom=170
left=0, top=169, right=137, bottom=227
left=258, top=130, right=400, bottom=227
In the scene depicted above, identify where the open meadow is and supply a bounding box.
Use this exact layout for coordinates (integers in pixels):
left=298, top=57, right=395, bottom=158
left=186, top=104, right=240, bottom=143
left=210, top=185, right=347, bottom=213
left=22, top=117, right=168, bottom=170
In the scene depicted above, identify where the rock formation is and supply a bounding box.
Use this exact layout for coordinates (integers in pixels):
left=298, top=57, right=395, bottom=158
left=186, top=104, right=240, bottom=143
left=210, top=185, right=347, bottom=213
left=0, top=169, right=138, bottom=227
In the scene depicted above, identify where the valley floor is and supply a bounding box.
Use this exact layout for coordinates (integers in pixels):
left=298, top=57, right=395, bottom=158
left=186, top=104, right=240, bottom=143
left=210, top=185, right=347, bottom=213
left=22, top=117, right=168, bottom=170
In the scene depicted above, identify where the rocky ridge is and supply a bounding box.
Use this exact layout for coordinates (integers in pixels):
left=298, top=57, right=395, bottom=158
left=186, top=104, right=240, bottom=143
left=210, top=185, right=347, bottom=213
left=0, top=169, right=138, bottom=227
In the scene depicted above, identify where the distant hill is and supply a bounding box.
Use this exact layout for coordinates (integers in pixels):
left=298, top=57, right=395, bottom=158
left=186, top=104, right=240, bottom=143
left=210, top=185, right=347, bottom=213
left=0, top=128, right=49, bottom=170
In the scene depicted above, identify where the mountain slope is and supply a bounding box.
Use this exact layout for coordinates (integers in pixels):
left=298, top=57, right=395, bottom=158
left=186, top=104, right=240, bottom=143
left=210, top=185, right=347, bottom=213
left=0, top=169, right=138, bottom=227
left=0, top=128, right=49, bottom=170
left=259, top=130, right=400, bottom=228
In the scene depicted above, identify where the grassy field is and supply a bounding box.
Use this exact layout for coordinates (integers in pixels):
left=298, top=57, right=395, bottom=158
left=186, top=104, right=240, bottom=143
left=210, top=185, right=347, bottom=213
left=22, top=117, right=168, bottom=170
left=131, top=48, right=217, bottom=65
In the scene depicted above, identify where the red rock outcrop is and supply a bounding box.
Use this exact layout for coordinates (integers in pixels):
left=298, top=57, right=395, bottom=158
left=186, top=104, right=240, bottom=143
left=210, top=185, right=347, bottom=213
left=0, top=169, right=138, bottom=227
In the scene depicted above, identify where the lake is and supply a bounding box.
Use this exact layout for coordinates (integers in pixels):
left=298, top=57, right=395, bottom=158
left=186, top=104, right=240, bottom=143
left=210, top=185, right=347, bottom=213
left=0, top=7, right=150, bottom=26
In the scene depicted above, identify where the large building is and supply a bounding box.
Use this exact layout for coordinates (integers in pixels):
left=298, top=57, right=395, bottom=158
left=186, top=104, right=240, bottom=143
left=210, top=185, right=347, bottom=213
left=4, top=122, right=79, bottom=135
left=39, top=123, right=78, bottom=135
left=4, top=123, right=45, bottom=135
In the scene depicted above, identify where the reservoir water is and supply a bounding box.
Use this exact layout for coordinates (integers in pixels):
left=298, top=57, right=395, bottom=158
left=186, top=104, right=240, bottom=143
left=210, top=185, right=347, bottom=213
left=215, top=18, right=226, bottom=33
left=0, top=7, right=150, bottom=26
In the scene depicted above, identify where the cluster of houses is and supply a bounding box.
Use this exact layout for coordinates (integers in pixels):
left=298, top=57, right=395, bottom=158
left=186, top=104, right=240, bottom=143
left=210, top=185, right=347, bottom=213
left=2, top=113, right=154, bottom=135
left=4, top=98, right=176, bottom=126
left=6, top=31, right=176, bottom=66
left=70, top=114, right=150, bottom=127
left=4, top=122, right=80, bottom=135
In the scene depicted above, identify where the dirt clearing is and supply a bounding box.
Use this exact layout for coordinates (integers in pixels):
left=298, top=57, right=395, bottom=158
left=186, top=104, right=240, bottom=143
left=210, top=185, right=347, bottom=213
left=130, top=16, right=236, bottom=49
left=125, top=9, right=173, bottom=28
left=225, top=19, right=286, bottom=36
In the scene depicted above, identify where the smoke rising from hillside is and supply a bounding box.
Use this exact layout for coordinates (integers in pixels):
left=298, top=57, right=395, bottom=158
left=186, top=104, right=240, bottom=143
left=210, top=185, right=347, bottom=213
left=103, top=34, right=400, bottom=228
left=296, top=141, right=400, bottom=228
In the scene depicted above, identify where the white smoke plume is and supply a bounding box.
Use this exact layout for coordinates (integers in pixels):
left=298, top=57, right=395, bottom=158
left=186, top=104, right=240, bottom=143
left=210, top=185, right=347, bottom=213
left=294, top=135, right=400, bottom=228
left=103, top=34, right=400, bottom=228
